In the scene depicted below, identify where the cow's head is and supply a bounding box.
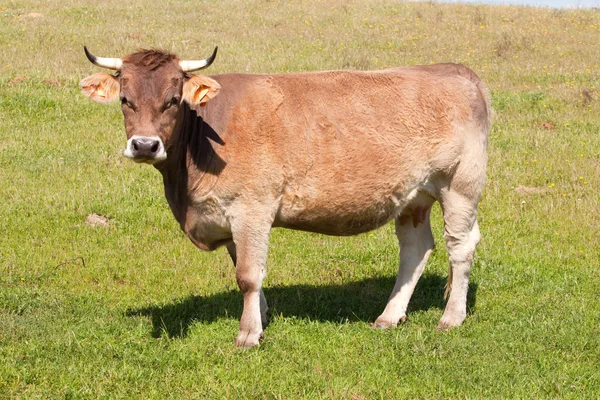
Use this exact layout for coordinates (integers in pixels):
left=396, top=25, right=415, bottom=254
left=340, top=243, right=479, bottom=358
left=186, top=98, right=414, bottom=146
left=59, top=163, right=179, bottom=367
left=80, top=47, right=220, bottom=164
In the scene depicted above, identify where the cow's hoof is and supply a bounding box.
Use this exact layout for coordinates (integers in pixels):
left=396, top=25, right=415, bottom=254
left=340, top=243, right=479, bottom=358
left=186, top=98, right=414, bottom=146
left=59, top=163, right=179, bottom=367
left=234, top=330, right=264, bottom=348
left=436, top=315, right=464, bottom=331
left=372, top=315, right=406, bottom=329
left=372, top=320, right=396, bottom=329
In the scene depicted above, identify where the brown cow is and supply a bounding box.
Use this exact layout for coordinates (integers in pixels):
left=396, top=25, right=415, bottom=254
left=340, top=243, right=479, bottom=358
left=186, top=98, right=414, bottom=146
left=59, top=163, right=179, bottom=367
left=80, top=47, right=491, bottom=347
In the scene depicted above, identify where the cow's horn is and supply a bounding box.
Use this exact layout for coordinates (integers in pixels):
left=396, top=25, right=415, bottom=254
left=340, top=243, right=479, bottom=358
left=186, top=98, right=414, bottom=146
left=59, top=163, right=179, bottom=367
left=179, top=47, right=218, bottom=72
left=84, top=46, right=123, bottom=70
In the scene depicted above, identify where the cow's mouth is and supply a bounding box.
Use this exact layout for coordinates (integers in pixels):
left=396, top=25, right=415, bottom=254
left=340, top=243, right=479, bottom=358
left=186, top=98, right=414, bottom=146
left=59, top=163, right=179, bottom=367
left=131, top=156, right=162, bottom=164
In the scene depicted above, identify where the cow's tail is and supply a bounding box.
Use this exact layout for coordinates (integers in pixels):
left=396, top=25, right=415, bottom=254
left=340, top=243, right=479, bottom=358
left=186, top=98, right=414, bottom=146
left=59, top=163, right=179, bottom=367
left=468, top=67, right=493, bottom=142
left=456, top=64, right=494, bottom=139
left=444, top=268, right=453, bottom=301
left=477, top=79, right=494, bottom=139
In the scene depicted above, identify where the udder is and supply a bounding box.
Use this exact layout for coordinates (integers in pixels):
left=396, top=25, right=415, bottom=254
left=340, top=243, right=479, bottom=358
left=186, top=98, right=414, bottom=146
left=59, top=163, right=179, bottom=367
left=397, top=189, right=437, bottom=228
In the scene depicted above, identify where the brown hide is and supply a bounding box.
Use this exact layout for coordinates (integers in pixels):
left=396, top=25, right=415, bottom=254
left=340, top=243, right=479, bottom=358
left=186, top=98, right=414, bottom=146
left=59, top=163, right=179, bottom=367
left=168, top=65, right=489, bottom=245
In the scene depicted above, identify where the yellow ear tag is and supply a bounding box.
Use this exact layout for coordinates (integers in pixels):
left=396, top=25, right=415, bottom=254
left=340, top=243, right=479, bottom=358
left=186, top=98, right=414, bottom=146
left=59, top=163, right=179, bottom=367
left=97, top=87, right=106, bottom=97
left=196, top=88, right=210, bottom=103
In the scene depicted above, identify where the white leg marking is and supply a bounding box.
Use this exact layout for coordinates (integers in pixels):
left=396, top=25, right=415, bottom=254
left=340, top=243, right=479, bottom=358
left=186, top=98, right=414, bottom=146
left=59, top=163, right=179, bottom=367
left=227, top=243, right=269, bottom=329
left=374, top=208, right=435, bottom=329
left=438, top=191, right=481, bottom=330
left=231, top=215, right=272, bottom=348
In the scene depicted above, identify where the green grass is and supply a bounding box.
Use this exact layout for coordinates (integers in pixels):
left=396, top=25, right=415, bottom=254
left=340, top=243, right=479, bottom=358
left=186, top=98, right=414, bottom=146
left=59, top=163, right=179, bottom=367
left=1, top=0, right=600, bottom=398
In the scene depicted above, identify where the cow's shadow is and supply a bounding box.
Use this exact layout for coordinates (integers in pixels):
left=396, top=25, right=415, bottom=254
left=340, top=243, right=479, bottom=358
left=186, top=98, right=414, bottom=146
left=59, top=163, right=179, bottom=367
left=126, top=274, right=477, bottom=338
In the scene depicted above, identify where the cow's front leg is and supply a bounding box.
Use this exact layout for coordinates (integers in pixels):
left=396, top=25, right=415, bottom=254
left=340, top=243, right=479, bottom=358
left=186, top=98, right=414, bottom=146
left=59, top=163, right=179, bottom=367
left=226, top=243, right=269, bottom=328
left=230, top=219, right=271, bottom=348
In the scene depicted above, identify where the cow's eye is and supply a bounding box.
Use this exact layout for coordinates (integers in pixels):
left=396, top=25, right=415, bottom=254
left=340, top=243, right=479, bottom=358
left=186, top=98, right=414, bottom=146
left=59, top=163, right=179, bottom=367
left=166, top=96, right=180, bottom=109
left=121, top=97, right=133, bottom=109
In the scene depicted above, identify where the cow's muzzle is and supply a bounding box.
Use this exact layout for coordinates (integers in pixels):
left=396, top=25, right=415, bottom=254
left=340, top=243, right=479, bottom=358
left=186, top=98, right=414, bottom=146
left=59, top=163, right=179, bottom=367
left=124, top=135, right=167, bottom=163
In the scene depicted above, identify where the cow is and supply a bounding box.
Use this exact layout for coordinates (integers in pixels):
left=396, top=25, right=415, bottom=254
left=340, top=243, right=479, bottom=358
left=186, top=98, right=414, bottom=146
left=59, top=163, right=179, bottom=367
left=80, top=46, right=491, bottom=347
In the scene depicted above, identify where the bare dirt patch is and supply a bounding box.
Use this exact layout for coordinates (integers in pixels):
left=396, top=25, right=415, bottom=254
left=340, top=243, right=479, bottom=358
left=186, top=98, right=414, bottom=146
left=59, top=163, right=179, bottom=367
left=85, top=213, right=110, bottom=227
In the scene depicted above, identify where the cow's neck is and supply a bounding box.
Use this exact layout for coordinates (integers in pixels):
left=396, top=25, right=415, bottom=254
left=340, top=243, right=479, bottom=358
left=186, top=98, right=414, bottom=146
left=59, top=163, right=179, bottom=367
left=155, top=104, right=220, bottom=226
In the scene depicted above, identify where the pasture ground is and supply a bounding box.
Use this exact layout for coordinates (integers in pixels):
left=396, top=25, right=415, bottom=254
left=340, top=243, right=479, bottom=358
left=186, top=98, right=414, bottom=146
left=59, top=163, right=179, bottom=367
left=1, top=0, right=599, bottom=398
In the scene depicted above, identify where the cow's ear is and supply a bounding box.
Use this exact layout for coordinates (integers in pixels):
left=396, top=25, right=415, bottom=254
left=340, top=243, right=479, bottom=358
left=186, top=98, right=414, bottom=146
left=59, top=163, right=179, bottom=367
left=183, top=75, right=221, bottom=106
left=79, top=73, right=120, bottom=103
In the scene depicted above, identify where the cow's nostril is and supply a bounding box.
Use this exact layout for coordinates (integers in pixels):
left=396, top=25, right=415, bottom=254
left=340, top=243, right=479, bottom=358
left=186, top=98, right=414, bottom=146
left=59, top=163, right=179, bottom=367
left=129, top=137, right=162, bottom=159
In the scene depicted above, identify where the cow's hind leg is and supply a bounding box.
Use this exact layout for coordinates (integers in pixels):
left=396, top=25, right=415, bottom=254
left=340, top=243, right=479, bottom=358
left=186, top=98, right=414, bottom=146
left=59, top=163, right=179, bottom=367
left=374, top=196, right=435, bottom=328
left=437, top=189, right=481, bottom=329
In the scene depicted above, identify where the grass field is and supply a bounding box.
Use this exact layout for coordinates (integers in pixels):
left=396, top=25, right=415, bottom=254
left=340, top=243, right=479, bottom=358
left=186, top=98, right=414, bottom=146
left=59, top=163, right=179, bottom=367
left=1, top=0, right=599, bottom=398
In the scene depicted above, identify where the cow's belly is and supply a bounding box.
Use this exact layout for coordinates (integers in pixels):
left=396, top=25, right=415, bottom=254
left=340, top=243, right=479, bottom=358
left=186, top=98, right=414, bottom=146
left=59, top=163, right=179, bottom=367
left=274, top=203, right=396, bottom=235
left=275, top=183, right=432, bottom=236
